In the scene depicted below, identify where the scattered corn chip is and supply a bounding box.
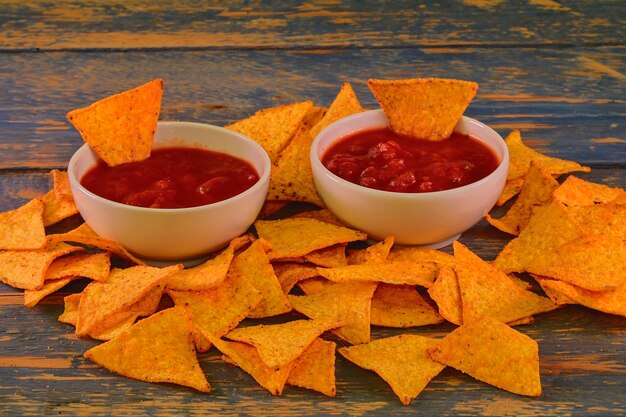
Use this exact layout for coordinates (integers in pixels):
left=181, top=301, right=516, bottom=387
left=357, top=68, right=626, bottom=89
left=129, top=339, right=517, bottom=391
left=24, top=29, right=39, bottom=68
left=287, top=338, right=337, bottom=397
left=0, top=198, right=46, bottom=250
left=370, top=283, right=443, bottom=327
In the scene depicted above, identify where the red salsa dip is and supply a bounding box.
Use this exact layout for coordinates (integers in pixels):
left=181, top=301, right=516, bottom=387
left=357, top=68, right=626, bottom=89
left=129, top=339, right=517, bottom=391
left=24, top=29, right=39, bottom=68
left=81, top=147, right=260, bottom=208
left=322, top=127, right=499, bottom=193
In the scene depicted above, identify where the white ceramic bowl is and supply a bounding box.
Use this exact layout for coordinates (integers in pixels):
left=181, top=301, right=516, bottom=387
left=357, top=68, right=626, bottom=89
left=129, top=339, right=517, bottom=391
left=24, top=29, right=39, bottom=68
left=310, top=109, right=509, bottom=248
left=68, top=121, right=271, bottom=262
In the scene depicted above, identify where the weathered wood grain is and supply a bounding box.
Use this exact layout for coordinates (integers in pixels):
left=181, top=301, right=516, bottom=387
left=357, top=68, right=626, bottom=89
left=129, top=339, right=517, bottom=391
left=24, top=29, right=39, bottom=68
left=0, top=0, right=624, bottom=51
left=0, top=47, right=624, bottom=170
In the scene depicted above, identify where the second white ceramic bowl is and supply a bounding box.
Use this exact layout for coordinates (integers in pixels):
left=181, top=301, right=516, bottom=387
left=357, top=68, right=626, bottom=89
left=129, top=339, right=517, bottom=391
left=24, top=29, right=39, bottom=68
left=310, top=109, right=509, bottom=248
left=68, top=121, right=271, bottom=262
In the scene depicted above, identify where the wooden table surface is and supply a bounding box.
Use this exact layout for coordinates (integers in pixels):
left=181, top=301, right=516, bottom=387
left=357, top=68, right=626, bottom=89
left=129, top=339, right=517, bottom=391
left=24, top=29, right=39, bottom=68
left=1, top=1, right=624, bottom=416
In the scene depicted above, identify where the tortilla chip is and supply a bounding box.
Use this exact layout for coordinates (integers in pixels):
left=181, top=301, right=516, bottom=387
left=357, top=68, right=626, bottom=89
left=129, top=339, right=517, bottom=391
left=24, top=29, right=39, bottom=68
left=287, top=338, right=337, bottom=397
left=267, top=106, right=326, bottom=206
left=486, top=161, right=560, bottom=235
left=230, top=239, right=292, bottom=318
left=87, top=285, right=163, bottom=341
left=370, top=283, right=443, bottom=327
left=567, top=202, right=626, bottom=239
left=453, top=241, right=556, bottom=324
left=45, top=252, right=111, bottom=282
left=536, top=277, right=626, bottom=317
left=258, top=200, right=289, bottom=219
left=427, top=265, right=463, bottom=325
left=76, top=263, right=181, bottom=336
left=339, top=334, right=446, bottom=405
left=291, top=208, right=346, bottom=227
left=317, top=261, right=438, bottom=288
left=0, top=242, right=81, bottom=290
left=255, top=217, right=367, bottom=260
left=66, top=79, right=163, bottom=167
left=428, top=316, right=541, bottom=396
left=496, top=178, right=525, bottom=206
left=553, top=175, right=626, bottom=206
left=347, top=236, right=395, bottom=265
left=165, top=236, right=251, bottom=291
left=526, top=234, right=625, bottom=292
left=493, top=201, right=587, bottom=273
left=24, top=276, right=77, bottom=308
left=225, top=319, right=340, bottom=369
left=288, top=281, right=377, bottom=345
left=167, top=264, right=263, bottom=353
left=84, top=306, right=211, bottom=393
left=43, top=169, right=79, bottom=226
left=272, top=263, right=319, bottom=294
left=368, top=78, right=478, bottom=141
left=309, top=82, right=364, bottom=139
left=504, top=129, right=590, bottom=181
left=226, top=101, right=313, bottom=162
left=386, top=246, right=455, bottom=268
left=0, top=198, right=46, bottom=250
left=47, top=223, right=144, bottom=264
left=58, top=293, right=82, bottom=325
left=206, top=333, right=294, bottom=396
left=304, top=244, right=347, bottom=267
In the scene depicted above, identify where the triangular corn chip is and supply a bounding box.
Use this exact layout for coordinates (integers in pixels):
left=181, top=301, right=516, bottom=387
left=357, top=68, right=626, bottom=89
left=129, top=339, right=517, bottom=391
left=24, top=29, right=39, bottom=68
left=370, top=283, right=443, bottom=327
left=226, top=101, right=313, bottom=162
left=368, top=77, right=478, bottom=141
left=225, top=319, right=340, bottom=369
left=536, top=277, right=626, bottom=317
left=84, top=306, right=211, bottom=392
left=309, top=82, right=364, bottom=139
left=453, top=241, right=556, bottom=324
left=0, top=198, right=46, bottom=250
left=339, top=334, right=445, bottom=405
left=287, top=338, right=337, bottom=397
left=387, top=246, right=455, bottom=267
left=304, top=244, right=347, bottom=268
left=553, top=175, right=625, bottom=206
left=43, top=169, right=79, bottom=226
left=428, top=316, right=541, bottom=396
left=427, top=264, right=463, bottom=325
left=45, top=252, right=111, bottom=282
left=317, top=261, right=437, bottom=287
left=567, top=202, right=626, bottom=239
left=24, top=276, right=77, bottom=308
left=67, top=79, right=163, bottom=166
left=58, top=293, right=82, bottom=325
left=496, top=178, right=525, bottom=206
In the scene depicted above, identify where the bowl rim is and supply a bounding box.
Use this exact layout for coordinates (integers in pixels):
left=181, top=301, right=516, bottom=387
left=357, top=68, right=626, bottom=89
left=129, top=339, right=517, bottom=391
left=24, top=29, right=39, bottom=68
left=310, top=109, right=509, bottom=200
left=68, top=120, right=271, bottom=213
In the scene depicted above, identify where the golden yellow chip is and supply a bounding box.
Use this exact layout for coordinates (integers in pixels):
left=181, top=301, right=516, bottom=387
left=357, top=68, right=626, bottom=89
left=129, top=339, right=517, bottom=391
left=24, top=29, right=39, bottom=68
left=255, top=217, right=367, bottom=260
left=453, top=241, right=556, bottom=325
left=58, top=293, right=82, bottom=325
left=206, top=333, right=294, bottom=396
left=339, top=334, right=446, bottom=406
left=226, top=101, right=313, bottom=163
left=347, top=236, right=394, bottom=265
left=0, top=242, right=81, bottom=290
left=291, top=208, right=346, bottom=227
left=428, top=316, right=541, bottom=396
left=0, top=198, right=46, bottom=250
left=45, top=252, right=111, bottom=282
left=496, top=177, right=525, bottom=206
left=225, top=319, right=340, bottom=369
left=230, top=239, right=291, bottom=319
left=76, top=263, right=181, bottom=336
left=288, top=281, right=377, bottom=345
left=387, top=246, right=455, bottom=268
left=368, top=78, right=478, bottom=141
left=309, top=82, right=364, bottom=139
left=167, top=264, right=263, bottom=353
left=267, top=106, right=326, bottom=206
left=51, top=169, right=73, bottom=200
left=272, top=263, right=319, bottom=294
left=493, top=201, right=587, bottom=273
left=316, top=261, right=438, bottom=288
left=486, top=161, right=560, bottom=235
left=527, top=234, right=625, bottom=292
left=287, top=338, right=337, bottom=397
left=504, top=129, right=590, bottom=181
left=427, top=264, right=462, bottom=325
left=370, top=283, right=443, bottom=327
left=66, top=79, right=162, bottom=166
left=24, top=276, right=77, bottom=308
left=165, top=235, right=251, bottom=291
left=567, top=202, right=626, bottom=239
left=84, top=306, right=211, bottom=393
left=86, top=286, right=163, bottom=341
left=47, top=223, right=144, bottom=264
left=43, top=170, right=79, bottom=226
left=553, top=175, right=626, bottom=206
left=536, top=277, right=626, bottom=317
left=304, top=244, right=347, bottom=267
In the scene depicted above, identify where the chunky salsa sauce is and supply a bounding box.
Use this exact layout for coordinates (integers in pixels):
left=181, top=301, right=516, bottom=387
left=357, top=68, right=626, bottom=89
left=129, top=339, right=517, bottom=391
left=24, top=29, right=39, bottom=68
left=322, top=127, right=499, bottom=193
left=81, top=147, right=260, bottom=208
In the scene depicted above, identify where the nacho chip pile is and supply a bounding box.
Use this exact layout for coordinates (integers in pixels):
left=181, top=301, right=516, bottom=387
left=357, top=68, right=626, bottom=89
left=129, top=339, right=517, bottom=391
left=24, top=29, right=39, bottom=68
left=0, top=77, right=623, bottom=407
